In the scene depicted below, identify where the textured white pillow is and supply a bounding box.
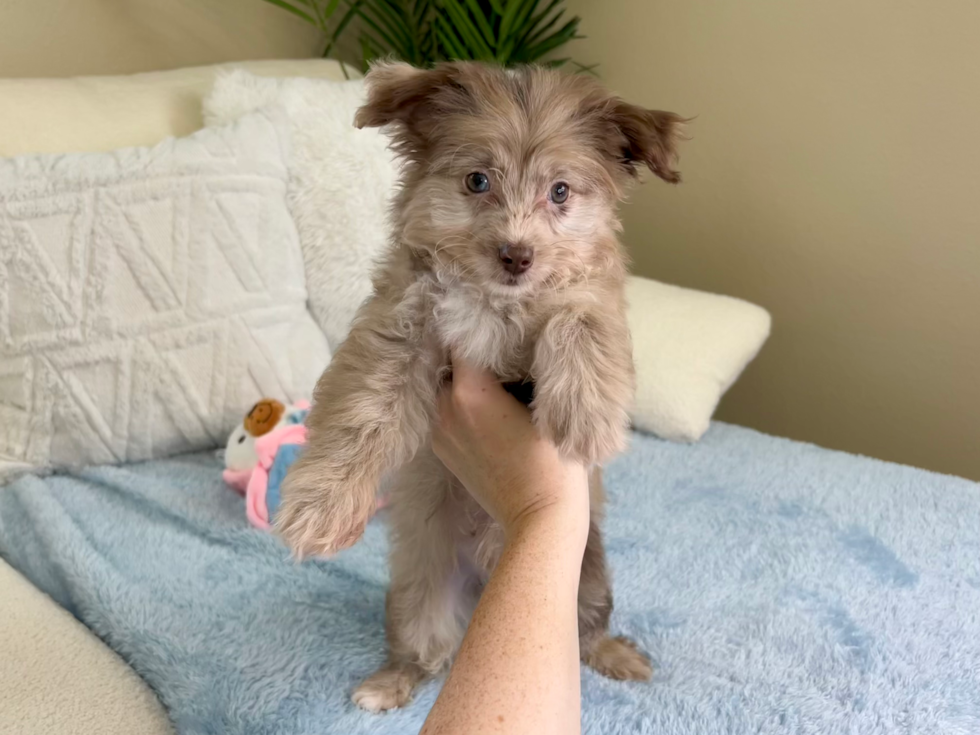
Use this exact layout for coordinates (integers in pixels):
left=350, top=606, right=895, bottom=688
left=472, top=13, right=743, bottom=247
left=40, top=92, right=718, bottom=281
left=626, top=276, right=771, bottom=442
left=205, top=71, right=396, bottom=352
left=203, top=72, right=770, bottom=443
left=0, top=108, right=330, bottom=470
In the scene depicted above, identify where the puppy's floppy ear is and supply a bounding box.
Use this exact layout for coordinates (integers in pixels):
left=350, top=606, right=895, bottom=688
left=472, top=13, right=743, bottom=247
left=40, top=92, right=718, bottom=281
left=354, top=61, right=428, bottom=129
left=612, top=102, right=686, bottom=183
left=354, top=61, right=471, bottom=155
left=594, top=98, right=687, bottom=184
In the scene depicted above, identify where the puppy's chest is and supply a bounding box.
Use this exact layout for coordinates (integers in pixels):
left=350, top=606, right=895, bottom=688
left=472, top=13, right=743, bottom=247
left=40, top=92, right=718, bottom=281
left=430, top=289, right=541, bottom=380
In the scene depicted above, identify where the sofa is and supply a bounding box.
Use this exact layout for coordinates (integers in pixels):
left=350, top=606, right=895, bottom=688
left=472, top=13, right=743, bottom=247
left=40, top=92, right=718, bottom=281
left=1, top=58, right=978, bottom=735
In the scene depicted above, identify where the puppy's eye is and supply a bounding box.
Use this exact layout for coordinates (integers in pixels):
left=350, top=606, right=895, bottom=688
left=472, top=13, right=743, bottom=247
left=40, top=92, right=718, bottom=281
left=465, top=172, right=490, bottom=193
left=550, top=181, right=570, bottom=204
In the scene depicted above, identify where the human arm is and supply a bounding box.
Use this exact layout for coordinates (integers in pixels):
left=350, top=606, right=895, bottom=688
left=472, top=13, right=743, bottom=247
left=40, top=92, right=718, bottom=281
left=421, top=357, right=590, bottom=735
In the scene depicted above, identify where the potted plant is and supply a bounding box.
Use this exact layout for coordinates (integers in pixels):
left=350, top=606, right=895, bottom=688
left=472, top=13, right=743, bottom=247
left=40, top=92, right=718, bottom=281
left=262, top=0, right=591, bottom=73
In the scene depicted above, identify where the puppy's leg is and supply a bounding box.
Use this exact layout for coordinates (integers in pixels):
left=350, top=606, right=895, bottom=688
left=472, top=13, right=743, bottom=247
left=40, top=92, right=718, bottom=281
left=530, top=298, right=634, bottom=465
left=579, top=472, right=652, bottom=681
left=276, top=285, right=440, bottom=558
left=579, top=523, right=652, bottom=680
left=353, top=451, right=472, bottom=711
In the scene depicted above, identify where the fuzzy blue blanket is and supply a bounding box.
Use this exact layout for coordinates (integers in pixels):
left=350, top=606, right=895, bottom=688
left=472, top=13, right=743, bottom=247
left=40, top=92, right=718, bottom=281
left=1, top=423, right=979, bottom=734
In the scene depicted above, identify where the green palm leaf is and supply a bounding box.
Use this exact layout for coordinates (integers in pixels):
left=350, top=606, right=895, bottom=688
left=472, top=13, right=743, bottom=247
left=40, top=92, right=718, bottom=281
left=435, top=14, right=469, bottom=60
left=262, top=0, right=316, bottom=25
left=461, top=0, right=497, bottom=50
left=519, top=0, right=564, bottom=48
left=441, top=2, right=496, bottom=60
left=323, top=1, right=365, bottom=59
left=258, top=0, right=590, bottom=72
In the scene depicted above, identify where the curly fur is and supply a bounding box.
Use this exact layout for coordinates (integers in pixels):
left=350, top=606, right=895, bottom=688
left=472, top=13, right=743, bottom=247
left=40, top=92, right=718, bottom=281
left=275, top=61, right=684, bottom=709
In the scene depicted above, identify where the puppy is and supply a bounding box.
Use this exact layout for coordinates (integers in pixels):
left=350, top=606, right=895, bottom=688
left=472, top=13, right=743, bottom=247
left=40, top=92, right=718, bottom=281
left=276, top=61, right=685, bottom=711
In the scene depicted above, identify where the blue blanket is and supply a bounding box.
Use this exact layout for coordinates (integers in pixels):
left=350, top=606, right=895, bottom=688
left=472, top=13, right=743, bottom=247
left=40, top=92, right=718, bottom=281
left=2, top=423, right=979, bottom=734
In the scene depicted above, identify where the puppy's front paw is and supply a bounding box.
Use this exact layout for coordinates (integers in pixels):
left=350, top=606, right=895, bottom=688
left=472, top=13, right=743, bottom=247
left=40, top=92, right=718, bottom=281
left=533, top=394, right=628, bottom=465
left=532, top=306, right=634, bottom=464
left=274, top=463, right=375, bottom=559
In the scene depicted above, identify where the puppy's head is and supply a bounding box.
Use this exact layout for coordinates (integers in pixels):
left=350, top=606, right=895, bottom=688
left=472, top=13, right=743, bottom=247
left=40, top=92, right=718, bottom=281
left=357, top=61, right=685, bottom=297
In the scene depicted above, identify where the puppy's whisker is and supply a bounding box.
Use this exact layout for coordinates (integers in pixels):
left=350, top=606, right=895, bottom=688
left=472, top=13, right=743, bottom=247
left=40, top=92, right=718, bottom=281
left=433, top=236, right=483, bottom=264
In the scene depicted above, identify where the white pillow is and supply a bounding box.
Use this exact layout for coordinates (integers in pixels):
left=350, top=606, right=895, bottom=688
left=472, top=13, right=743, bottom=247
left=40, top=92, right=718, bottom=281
left=205, top=71, right=396, bottom=352
left=626, top=276, right=771, bottom=442
left=203, top=72, right=770, bottom=443
left=0, top=108, right=330, bottom=471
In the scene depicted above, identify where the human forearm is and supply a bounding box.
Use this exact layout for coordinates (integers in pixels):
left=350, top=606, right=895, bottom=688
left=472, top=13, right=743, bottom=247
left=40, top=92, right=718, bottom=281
left=421, top=506, right=588, bottom=735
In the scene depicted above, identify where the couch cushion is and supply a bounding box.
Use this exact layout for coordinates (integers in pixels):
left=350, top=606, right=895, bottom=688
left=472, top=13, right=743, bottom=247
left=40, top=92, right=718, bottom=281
left=0, top=559, right=172, bottom=735
left=626, top=276, right=771, bottom=441
left=0, top=59, right=350, bottom=157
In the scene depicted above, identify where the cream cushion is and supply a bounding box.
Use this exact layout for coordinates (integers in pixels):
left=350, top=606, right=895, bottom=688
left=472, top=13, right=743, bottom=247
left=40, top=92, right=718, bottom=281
left=0, top=558, right=172, bottom=735
left=626, top=277, right=772, bottom=442
left=0, top=59, right=350, bottom=157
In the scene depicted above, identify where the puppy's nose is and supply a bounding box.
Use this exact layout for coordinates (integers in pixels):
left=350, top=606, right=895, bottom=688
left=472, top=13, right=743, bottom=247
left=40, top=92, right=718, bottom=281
left=498, top=243, right=534, bottom=275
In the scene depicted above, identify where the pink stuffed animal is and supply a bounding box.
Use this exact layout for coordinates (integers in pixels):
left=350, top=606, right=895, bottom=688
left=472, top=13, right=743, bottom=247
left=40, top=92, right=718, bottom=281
left=223, top=398, right=386, bottom=531
left=222, top=399, right=310, bottom=530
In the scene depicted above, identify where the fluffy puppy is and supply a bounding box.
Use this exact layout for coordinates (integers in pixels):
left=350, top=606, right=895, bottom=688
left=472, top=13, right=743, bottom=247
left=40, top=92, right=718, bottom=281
left=276, top=61, right=685, bottom=711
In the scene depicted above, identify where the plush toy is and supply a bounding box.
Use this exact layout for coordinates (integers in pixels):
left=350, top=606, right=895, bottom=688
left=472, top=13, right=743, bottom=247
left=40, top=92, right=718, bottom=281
left=223, top=399, right=390, bottom=531
left=222, top=398, right=311, bottom=530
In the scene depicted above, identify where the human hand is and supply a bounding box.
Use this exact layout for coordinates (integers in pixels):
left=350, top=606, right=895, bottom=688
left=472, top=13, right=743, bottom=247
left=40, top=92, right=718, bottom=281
left=431, top=355, right=590, bottom=539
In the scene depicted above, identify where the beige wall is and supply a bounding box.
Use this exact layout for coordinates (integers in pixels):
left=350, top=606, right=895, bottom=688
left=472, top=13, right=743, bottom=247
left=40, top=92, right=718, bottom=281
left=565, top=0, right=980, bottom=480
left=0, top=0, right=322, bottom=78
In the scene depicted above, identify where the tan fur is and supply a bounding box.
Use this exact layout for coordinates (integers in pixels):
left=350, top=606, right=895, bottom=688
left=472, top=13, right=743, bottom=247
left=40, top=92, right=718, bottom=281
left=583, top=636, right=654, bottom=681
left=351, top=660, right=427, bottom=713
left=276, top=61, right=681, bottom=709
